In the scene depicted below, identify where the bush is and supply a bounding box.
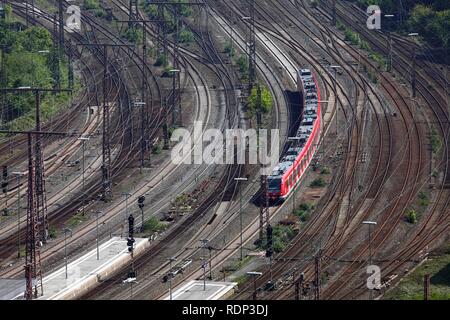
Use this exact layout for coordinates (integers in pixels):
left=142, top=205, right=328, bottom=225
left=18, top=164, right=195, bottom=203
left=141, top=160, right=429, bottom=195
left=179, top=27, right=194, bottom=44
left=83, top=0, right=100, bottom=10
left=224, top=42, right=235, bottom=57
left=152, top=144, right=162, bottom=154
left=143, top=217, right=166, bottom=233
left=406, top=209, right=418, bottom=224
left=320, top=166, right=331, bottom=174
left=247, top=84, right=273, bottom=116
left=235, top=55, right=248, bottom=74
left=155, top=54, right=168, bottom=67
left=310, top=177, right=326, bottom=187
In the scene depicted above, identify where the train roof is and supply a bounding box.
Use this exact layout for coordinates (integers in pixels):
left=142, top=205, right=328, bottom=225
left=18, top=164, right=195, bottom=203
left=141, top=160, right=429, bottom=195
left=269, top=68, right=320, bottom=180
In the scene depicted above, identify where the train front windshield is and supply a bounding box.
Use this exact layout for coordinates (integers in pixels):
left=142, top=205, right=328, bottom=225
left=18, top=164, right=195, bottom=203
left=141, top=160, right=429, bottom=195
left=268, top=178, right=281, bottom=192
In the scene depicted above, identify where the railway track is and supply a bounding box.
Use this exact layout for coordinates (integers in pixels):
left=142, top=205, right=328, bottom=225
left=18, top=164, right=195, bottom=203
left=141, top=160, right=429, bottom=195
left=224, top=0, right=432, bottom=300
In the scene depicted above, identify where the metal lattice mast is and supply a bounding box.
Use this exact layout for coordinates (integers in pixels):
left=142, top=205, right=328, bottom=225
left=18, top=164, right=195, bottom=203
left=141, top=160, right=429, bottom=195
left=0, top=46, right=6, bottom=127
left=129, top=0, right=138, bottom=24
left=248, top=0, right=256, bottom=91
left=58, top=0, right=64, bottom=50
left=172, top=2, right=181, bottom=126
left=102, top=45, right=112, bottom=202
left=25, top=133, right=43, bottom=300
left=34, top=92, right=49, bottom=242
left=52, top=14, right=61, bottom=91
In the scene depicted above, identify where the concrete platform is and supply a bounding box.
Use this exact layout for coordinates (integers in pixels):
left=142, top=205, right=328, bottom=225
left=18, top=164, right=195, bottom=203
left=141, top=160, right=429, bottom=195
left=0, top=279, right=26, bottom=300
left=10, top=237, right=149, bottom=300
left=164, top=280, right=237, bottom=300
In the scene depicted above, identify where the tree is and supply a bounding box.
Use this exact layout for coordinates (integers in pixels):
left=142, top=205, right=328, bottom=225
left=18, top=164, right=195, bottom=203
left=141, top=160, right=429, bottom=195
left=247, top=84, right=273, bottom=117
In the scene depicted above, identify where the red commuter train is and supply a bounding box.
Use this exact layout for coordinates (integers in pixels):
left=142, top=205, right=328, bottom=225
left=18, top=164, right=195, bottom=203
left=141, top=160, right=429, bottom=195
left=267, top=68, right=322, bottom=200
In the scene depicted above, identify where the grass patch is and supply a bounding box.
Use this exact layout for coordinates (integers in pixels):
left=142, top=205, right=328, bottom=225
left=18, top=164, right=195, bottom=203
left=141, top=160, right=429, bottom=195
left=430, top=128, right=441, bottom=153
left=384, top=246, right=450, bottom=300
left=67, top=212, right=89, bottom=228
left=142, top=217, right=167, bottom=234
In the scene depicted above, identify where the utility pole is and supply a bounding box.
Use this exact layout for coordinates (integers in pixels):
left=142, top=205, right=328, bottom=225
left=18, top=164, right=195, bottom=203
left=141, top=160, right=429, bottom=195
left=68, top=40, right=74, bottom=90
left=246, top=0, right=256, bottom=92
left=162, top=95, right=170, bottom=149
left=168, top=257, right=176, bottom=300
left=1, top=88, right=71, bottom=243
left=247, top=271, right=262, bottom=300
left=408, top=33, right=419, bottom=98
left=332, top=0, right=337, bottom=26
left=58, top=0, right=64, bottom=51
left=295, top=272, right=304, bottom=301
left=200, top=239, right=209, bottom=289
left=235, top=177, right=248, bottom=261
left=384, top=15, right=395, bottom=72
left=424, top=274, right=430, bottom=300
left=78, top=137, right=89, bottom=216
left=314, top=250, right=322, bottom=300
left=0, top=45, right=6, bottom=127
left=362, top=220, right=377, bottom=300
left=52, top=14, right=61, bottom=92
left=12, top=171, right=25, bottom=258
left=255, top=84, right=269, bottom=243
left=0, top=129, right=72, bottom=300
left=24, top=131, right=42, bottom=299
left=0, top=130, right=68, bottom=299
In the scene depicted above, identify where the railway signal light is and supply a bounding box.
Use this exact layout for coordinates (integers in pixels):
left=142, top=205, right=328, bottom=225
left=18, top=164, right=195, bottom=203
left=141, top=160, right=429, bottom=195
left=127, top=214, right=135, bottom=252
left=138, top=195, right=145, bottom=209
left=265, top=224, right=273, bottom=258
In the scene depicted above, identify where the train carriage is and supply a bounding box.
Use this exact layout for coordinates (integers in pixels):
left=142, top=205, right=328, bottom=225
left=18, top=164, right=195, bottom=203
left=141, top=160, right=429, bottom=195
left=267, top=68, right=322, bottom=200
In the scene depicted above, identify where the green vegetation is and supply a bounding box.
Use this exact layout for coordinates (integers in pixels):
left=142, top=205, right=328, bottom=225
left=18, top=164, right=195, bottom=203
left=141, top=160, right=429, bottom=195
left=152, top=143, right=162, bottom=154
left=247, top=84, right=273, bottom=117
left=235, top=55, right=248, bottom=79
left=67, top=212, right=89, bottom=228
left=272, top=225, right=295, bottom=252
left=418, top=191, right=430, bottom=207
left=122, top=27, right=143, bottom=45
left=258, top=224, right=296, bottom=253
left=320, top=166, right=331, bottom=175
left=430, top=128, right=441, bottom=153
left=384, top=245, right=450, bottom=300
left=48, top=226, right=58, bottom=239
left=142, top=217, right=167, bottom=234
left=82, top=0, right=107, bottom=17
left=154, top=54, right=169, bottom=67
left=340, top=23, right=387, bottom=71
left=179, top=27, right=194, bottom=44
left=351, top=1, right=449, bottom=49
left=0, top=17, right=73, bottom=134
left=83, top=0, right=100, bottom=10
left=224, top=41, right=236, bottom=57
left=294, top=202, right=313, bottom=222
left=310, top=177, right=326, bottom=188
left=233, top=274, right=248, bottom=286
left=405, top=208, right=418, bottom=224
